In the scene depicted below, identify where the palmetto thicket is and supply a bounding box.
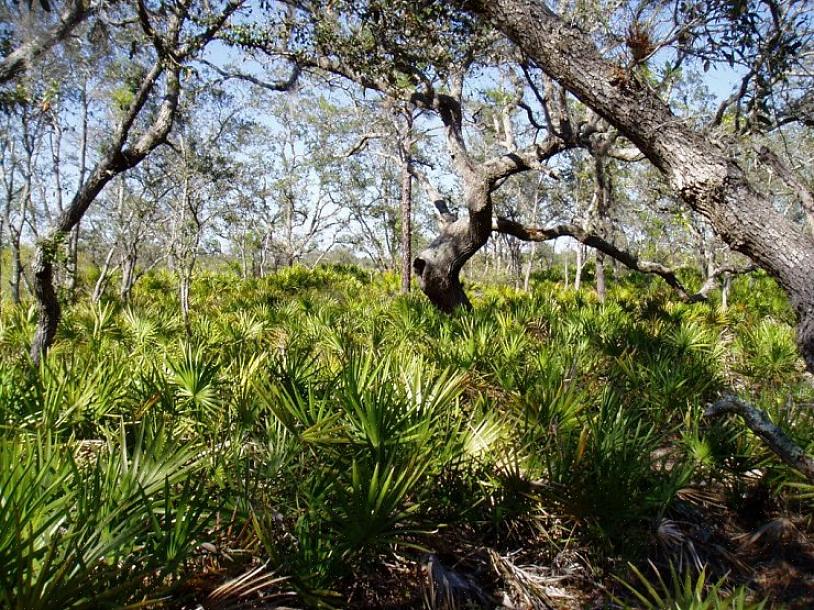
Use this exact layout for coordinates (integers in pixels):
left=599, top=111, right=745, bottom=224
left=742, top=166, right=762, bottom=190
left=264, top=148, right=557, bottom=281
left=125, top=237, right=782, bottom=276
left=1, top=264, right=811, bottom=607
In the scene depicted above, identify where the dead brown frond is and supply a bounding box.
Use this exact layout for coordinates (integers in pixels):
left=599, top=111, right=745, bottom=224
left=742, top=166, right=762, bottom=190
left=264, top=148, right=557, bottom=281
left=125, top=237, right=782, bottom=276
left=626, top=22, right=655, bottom=63
left=656, top=518, right=705, bottom=573
left=737, top=518, right=803, bottom=551
left=488, top=549, right=558, bottom=610
left=205, top=563, right=296, bottom=610
left=422, top=554, right=491, bottom=610
left=677, top=486, right=728, bottom=511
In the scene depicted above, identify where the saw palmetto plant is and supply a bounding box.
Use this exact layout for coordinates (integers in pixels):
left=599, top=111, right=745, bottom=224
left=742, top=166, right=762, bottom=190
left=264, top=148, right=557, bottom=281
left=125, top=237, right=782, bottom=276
left=0, top=265, right=810, bottom=607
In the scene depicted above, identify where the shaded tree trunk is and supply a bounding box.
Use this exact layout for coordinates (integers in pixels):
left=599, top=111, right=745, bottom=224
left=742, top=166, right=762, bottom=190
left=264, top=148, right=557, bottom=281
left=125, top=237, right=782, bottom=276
left=66, top=222, right=80, bottom=297
left=120, top=253, right=138, bottom=302
left=30, top=61, right=181, bottom=365
left=9, top=228, right=23, bottom=304
left=413, top=182, right=492, bottom=312
left=31, top=248, right=59, bottom=365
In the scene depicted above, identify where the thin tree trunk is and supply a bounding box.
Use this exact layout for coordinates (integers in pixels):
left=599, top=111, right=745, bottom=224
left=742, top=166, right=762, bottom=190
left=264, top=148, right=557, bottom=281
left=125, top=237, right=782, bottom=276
left=120, top=255, right=137, bottom=302
left=66, top=221, right=80, bottom=297
left=180, top=271, right=191, bottom=336
left=92, top=245, right=117, bottom=303
left=523, top=241, right=536, bottom=291
left=596, top=251, right=606, bottom=302
left=9, top=231, right=22, bottom=304
left=574, top=244, right=584, bottom=290
left=722, top=274, right=731, bottom=311
left=400, top=157, right=413, bottom=294
left=563, top=249, right=569, bottom=287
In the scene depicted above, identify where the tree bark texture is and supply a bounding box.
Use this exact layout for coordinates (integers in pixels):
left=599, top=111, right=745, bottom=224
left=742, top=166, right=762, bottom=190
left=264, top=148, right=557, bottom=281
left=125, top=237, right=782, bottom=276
left=461, top=0, right=814, bottom=370
left=413, top=181, right=492, bottom=312
left=706, top=396, right=814, bottom=483
left=0, top=0, right=94, bottom=84
left=30, top=247, right=59, bottom=365
left=595, top=252, right=606, bottom=302
left=30, top=62, right=181, bottom=364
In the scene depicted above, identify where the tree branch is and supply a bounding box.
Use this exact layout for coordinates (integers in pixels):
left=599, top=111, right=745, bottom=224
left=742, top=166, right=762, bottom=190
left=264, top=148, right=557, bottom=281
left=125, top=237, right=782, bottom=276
left=0, top=0, right=94, bottom=84
left=705, top=395, right=814, bottom=483
left=492, top=217, right=754, bottom=301
left=198, top=58, right=301, bottom=92
left=756, top=146, right=814, bottom=233
left=409, top=165, right=458, bottom=225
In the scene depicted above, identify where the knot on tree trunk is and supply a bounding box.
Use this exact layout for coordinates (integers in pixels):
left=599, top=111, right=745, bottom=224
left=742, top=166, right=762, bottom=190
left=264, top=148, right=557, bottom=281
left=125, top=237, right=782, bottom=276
left=413, top=255, right=471, bottom=313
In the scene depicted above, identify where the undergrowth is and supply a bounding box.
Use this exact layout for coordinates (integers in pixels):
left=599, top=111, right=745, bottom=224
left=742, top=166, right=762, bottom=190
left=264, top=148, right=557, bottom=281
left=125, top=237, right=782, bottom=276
left=0, top=265, right=811, bottom=608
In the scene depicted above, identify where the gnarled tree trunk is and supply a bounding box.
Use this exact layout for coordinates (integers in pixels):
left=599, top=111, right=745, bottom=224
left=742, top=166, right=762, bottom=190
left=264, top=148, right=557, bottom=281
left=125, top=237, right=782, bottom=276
left=458, top=0, right=814, bottom=371
left=413, top=182, right=492, bottom=312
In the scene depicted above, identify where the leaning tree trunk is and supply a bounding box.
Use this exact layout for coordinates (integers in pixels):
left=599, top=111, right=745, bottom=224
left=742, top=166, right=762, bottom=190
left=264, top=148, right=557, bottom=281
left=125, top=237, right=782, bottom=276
left=92, top=245, right=117, bottom=304
left=413, top=218, right=477, bottom=312
left=29, top=57, right=183, bottom=364
left=461, top=0, right=814, bottom=371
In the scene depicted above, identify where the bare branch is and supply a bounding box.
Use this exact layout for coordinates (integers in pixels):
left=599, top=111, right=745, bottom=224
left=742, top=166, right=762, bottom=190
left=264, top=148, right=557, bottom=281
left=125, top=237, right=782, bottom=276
left=198, top=58, right=301, bottom=93
left=705, top=395, right=814, bottom=483
left=756, top=146, right=814, bottom=233
left=409, top=165, right=457, bottom=225
left=481, top=134, right=568, bottom=183
left=493, top=217, right=755, bottom=301
left=339, top=131, right=389, bottom=158
left=0, top=0, right=94, bottom=84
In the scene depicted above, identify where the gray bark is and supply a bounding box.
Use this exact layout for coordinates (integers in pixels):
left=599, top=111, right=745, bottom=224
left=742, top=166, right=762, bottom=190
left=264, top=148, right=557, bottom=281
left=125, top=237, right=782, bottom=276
left=92, top=244, right=116, bottom=304
left=459, top=0, right=814, bottom=371
left=574, top=243, right=584, bottom=290
left=0, top=0, right=94, bottom=84
left=706, top=396, right=814, bottom=483
left=596, top=252, right=606, bottom=302
left=494, top=217, right=755, bottom=303
left=31, top=59, right=181, bottom=364
left=400, top=159, right=413, bottom=294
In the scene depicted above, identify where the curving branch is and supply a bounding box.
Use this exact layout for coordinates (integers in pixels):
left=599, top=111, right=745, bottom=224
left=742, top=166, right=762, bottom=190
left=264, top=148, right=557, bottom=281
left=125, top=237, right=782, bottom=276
left=705, top=395, right=814, bottom=483
left=408, top=165, right=458, bottom=225
left=456, top=0, right=814, bottom=371
left=198, top=58, right=301, bottom=93
left=492, top=217, right=755, bottom=302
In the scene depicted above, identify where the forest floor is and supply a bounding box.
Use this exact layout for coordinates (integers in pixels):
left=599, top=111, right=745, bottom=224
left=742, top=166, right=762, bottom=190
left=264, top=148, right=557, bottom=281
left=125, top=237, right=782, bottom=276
left=2, top=266, right=814, bottom=609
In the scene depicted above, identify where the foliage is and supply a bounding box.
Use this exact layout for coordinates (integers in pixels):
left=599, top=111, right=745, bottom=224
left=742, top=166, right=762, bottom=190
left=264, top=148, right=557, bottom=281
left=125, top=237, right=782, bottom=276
left=615, top=562, right=768, bottom=610
left=0, top=266, right=809, bottom=606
